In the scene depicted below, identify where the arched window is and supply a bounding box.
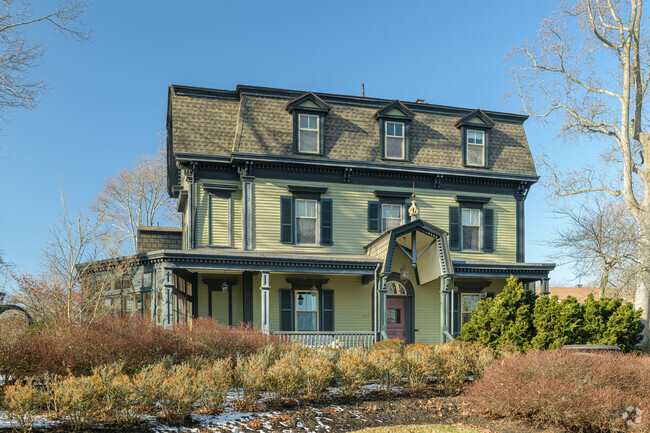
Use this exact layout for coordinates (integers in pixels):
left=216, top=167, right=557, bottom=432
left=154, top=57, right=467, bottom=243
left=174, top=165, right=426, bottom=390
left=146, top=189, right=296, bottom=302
left=386, top=280, right=408, bottom=295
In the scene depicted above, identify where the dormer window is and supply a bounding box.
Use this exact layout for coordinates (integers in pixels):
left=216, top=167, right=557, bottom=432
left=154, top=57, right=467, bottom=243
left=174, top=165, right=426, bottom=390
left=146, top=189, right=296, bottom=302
left=455, top=109, right=495, bottom=169
left=298, top=114, right=319, bottom=153
left=373, top=100, right=415, bottom=161
left=286, top=92, right=331, bottom=156
left=385, top=122, right=405, bottom=159
left=466, top=130, right=485, bottom=166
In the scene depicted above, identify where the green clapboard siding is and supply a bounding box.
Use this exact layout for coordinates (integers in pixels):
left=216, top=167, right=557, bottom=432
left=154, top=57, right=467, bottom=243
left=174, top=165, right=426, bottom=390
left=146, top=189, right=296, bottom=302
left=252, top=178, right=517, bottom=262
left=194, top=180, right=241, bottom=248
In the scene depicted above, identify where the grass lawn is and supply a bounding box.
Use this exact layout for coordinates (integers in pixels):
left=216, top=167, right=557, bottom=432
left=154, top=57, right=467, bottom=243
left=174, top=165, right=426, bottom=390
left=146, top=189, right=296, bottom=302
left=350, top=425, right=489, bottom=433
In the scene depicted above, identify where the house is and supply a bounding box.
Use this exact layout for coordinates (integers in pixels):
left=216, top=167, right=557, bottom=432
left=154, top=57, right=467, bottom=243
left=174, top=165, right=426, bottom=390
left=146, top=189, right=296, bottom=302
left=99, top=84, right=555, bottom=346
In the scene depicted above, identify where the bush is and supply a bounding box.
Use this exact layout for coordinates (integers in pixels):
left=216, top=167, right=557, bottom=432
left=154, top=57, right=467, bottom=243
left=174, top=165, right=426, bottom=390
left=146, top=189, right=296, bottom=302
left=367, top=344, right=405, bottom=390
left=459, top=276, right=644, bottom=352
left=92, top=363, right=141, bottom=423
left=196, top=358, right=233, bottom=413
left=50, top=374, right=104, bottom=431
left=404, top=344, right=436, bottom=392
left=465, top=350, right=650, bottom=432
left=0, top=316, right=284, bottom=380
left=2, top=379, right=47, bottom=433
left=233, top=346, right=276, bottom=406
left=336, top=348, right=375, bottom=395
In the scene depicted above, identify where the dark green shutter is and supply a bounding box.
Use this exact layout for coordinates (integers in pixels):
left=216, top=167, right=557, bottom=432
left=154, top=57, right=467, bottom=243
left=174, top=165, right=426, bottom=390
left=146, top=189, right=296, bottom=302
left=449, top=207, right=460, bottom=250
left=280, top=196, right=293, bottom=244
left=368, top=201, right=380, bottom=232
left=280, top=289, right=293, bottom=331
left=403, top=202, right=410, bottom=224
left=483, top=208, right=494, bottom=252
left=320, top=290, right=334, bottom=331
left=321, top=199, right=333, bottom=245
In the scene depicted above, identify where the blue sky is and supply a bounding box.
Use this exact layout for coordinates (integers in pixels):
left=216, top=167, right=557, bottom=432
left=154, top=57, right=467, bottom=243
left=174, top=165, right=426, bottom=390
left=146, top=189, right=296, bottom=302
left=0, top=0, right=593, bottom=285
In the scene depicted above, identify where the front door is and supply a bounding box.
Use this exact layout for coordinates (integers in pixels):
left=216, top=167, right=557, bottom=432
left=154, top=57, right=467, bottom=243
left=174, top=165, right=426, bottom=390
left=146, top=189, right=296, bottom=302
left=386, top=297, right=406, bottom=341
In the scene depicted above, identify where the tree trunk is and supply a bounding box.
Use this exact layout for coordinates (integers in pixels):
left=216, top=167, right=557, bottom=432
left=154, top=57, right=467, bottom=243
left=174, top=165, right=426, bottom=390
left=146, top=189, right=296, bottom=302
left=635, top=226, right=650, bottom=342
left=599, top=267, right=610, bottom=300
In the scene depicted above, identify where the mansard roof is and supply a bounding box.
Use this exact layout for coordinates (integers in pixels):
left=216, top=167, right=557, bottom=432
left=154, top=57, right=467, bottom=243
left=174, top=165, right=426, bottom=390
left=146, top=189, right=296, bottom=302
left=167, top=84, right=536, bottom=176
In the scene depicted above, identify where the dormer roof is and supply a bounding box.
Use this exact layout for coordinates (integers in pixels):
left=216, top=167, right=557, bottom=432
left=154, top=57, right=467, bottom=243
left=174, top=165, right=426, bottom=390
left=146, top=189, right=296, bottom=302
left=373, top=100, right=415, bottom=120
left=285, top=92, right=331, bottom=113
left=454, top=109, right=495, bottom=129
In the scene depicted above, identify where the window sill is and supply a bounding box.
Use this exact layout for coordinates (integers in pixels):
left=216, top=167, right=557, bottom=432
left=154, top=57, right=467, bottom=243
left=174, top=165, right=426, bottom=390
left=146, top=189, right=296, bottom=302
left=458, top=250, right=485, bottom=254
left=292, top=244, right=323, bottom=248
left=463, top=163, right=489, bottom=169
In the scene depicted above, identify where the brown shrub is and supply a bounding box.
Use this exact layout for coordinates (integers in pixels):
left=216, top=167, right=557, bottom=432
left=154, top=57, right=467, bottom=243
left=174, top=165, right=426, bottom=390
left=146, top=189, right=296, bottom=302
left=2, top=379, right=47, bottom=433
left=196, top=358, right=233, bottom=413
left=404, top=344, right=436, bottom=392
left=336, top=348, right=375, bottom=395
left=464, top=350, right=650, bottom=432
left=370, top=338, right=405, bottom=353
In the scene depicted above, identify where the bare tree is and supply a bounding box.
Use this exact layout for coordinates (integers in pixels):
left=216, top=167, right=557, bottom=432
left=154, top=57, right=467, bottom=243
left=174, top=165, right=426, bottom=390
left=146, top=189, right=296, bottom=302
left=10, top=192, right=132, bottom=322
left=548, top=197, right=639, bottom=298
left=0, top=0, right=90, bottom=114
left=90, top=145, right=180, bottom=254
left=511, top=0, right=650, bottom=340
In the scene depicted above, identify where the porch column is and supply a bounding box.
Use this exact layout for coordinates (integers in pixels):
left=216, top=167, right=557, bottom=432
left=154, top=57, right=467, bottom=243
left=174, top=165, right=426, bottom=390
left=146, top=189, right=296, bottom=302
left=377, top=272, right=388, bottom=341
left=260, top=271, right=270, bottom=333
left=154, top=263, right=174, bottom=329
left=540, top=278, right=550, bottom=295
left=242, top=175, right=255, bottom=251
left=440, top=274, right=451, bottom=343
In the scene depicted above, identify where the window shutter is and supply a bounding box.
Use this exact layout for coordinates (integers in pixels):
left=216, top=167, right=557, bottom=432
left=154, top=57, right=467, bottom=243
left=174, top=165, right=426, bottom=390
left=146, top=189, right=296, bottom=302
left=453, top=291, right=460, bottom=336
left=280, top=289, right=293, bottom=331
left=368, top=201, right=380, bottom=232
left=280, top=196, right=293, bottom=243
left=321, top=199, right=333, bottom=245
left=482, top=208, right=494, bottom=252
left=320, top=289, right=334, bottom=331
left=449, top=207, right=460, bottom=250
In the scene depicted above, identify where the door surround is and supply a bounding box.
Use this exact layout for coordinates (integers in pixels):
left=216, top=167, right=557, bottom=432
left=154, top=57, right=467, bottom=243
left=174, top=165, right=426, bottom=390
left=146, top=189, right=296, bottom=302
left=385, top=275, right=415, bottom=344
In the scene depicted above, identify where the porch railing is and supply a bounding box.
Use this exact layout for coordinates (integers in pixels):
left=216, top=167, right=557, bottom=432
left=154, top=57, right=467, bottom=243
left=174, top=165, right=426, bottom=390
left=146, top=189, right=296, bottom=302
left=273, top=331, right=376, bottom=349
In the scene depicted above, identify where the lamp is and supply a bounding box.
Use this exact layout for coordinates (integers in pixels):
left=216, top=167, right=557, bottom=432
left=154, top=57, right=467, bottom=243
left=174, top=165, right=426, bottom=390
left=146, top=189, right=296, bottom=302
left=310, top=284, right=318, bottom=297
left=221, top=281, right=229, bottom=294
left=297, top=294, right=304, bottom=305
left=400, top=265, right=409, bottom=280
left=480, top=289, right=487, bottom=300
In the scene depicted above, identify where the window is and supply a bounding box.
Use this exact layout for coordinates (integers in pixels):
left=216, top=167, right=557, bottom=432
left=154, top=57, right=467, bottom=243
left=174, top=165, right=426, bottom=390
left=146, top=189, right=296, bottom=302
left=384, top=122, right=405, bottom=159
left=281, top=193, right=333, bottom=246
left=298, top=114, right=319, bottom=153
left=295, top=291, right=318, bottom=331
left=466, top=130, right=485, bottom=166
left=382, top=203, right=403, bottom=232
left=461, top=208, right=481, bottom=251
left=295, top=199, right=318, bottom=245
left=461, top=294, right=480, bottom=326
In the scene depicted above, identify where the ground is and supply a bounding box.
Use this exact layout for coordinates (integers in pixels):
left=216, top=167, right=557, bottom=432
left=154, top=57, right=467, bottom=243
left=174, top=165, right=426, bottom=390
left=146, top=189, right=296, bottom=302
left=1, top=391, right=561, bottom=433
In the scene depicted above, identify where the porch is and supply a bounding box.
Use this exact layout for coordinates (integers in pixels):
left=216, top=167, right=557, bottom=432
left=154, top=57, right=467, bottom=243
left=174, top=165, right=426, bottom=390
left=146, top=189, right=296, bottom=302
left=273, top=331, right=376, bottom=349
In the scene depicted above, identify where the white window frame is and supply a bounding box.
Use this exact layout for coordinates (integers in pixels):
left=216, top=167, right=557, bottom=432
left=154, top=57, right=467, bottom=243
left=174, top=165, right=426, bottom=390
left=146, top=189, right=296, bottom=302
left=298, top=113, right=320, bottom=154
left=295, top=198, right=319, bottom=246
left=295, top=290, right=319, bottom=331
left=461, top=208, right=482, bottom=252
left=384, top=121, right=405, bottom=160
left=466, top=129, right=485, bottom=167
left=381, top=203, right=403, bottom=233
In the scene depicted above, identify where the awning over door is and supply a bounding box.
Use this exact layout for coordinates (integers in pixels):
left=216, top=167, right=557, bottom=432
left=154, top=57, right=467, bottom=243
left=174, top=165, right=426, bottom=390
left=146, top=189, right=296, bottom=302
left=365, top=219, right=454, bottom=284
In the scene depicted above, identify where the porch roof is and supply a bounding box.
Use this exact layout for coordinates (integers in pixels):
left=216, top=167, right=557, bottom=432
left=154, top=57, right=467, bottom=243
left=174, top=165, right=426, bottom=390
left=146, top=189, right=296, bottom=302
left=137, top=249, right=381, bottom=275
left=452, top=260, right=556, bottom=281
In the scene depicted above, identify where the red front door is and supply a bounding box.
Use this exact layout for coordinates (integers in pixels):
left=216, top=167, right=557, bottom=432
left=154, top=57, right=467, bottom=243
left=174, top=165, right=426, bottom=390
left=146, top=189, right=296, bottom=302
left=386, top=297, right=406, bottom=341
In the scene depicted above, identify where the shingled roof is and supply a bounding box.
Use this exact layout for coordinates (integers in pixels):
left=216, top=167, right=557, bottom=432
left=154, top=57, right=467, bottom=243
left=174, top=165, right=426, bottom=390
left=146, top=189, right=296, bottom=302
left=167, top=85, right=537, bottom=176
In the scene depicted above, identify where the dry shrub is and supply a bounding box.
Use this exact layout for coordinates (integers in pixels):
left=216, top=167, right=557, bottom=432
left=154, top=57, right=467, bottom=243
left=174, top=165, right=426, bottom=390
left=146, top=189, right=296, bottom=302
left=50, top=374, right=104, bottom=431
left=92, top=363, right=141, bottom=423
left=234, top=346, right=276, bottom=406
left=134, top=361, right=202, bottom=425
left=302, top=350, right=336, bottom=400
left=336, top=348, right=376, bottom=395
left=173, top=319, right=282, bottom=360
left=0, top=317, right=30, bottom=386
left=367, top=345, right=405, bottom=390
left=267, top=354, right=304, bottom=401
left=431, top=342, right=495, bottom=395
left=465, top=350, right=650, bottom=432
left=2, top=379, right=47, bottom=433
left=404, top=344, right=436, bottom=392
left=370, top=338, right=405, bottom=353
left=196, top=358, right=233, bottom=413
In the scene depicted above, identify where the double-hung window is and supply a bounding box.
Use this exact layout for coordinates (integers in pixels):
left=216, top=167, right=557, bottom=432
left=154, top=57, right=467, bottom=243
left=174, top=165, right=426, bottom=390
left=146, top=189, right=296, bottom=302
left=460, top=293, right=480, bottom=326
left=382, top=203, right=403, bottom=232
left=384, top=122, right=405, bottom=159
left=295, top=290, right=318, bottom=331
left=295, top=198, right=318, bottom=245
left=298, top=114, right=319, bottom=153
left=466, top=130, right=485, bottom=166
left=461, top=208, right=481, bottom=251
